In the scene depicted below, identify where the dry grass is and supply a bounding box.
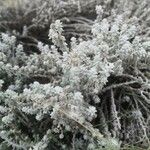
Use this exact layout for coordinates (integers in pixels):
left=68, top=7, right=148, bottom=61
left=1, top=0, right=25, bottom=8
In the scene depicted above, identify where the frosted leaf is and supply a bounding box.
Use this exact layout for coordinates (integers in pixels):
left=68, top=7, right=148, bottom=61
left=88, top=106, right=97, bottom=119
left=92, top=23, right=101, bottom=36
left=54, top=86, right=63, bottom=94
left=100, top=19, right=109, bottom=32
left=96, top=5, right=103, bottom=15
left=22, top=106, right=37, bottom=115
left=49, top=20, right=68, bottom=52
left=93, top=95, right=100, bottom=103
left=36, top=113, right=44, bottom=121
left=0, top=106, right=7, bottom=113
left=0, top=80, right=4, bottom=90
left=96, top=5, right=103, bottom=21
left=2, top=114, right=14, bottom=124
left=73, top=92, right=83, bottom=102
left=119, top=41, right=133, bottom=59
left=59, top=133, right=64, bottom=139
left=1, top=33, right=16, bottom=46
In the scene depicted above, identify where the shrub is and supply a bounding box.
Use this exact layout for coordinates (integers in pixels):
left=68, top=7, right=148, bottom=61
left=0, top=1, right=150, bottom=150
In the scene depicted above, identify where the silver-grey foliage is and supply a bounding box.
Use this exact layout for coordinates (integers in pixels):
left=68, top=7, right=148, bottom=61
left=0, top=0, right=150, bottom=150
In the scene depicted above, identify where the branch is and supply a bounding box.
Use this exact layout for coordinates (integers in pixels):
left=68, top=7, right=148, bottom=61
left=100, top=81, right=137, bottom=94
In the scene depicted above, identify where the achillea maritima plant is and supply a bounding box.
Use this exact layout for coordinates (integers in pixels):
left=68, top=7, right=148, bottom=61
left=0, top=1, right=150, bottom=150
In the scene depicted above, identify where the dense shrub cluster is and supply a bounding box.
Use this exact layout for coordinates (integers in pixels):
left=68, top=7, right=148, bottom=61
left=0, top=0, right=150, bottom=150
